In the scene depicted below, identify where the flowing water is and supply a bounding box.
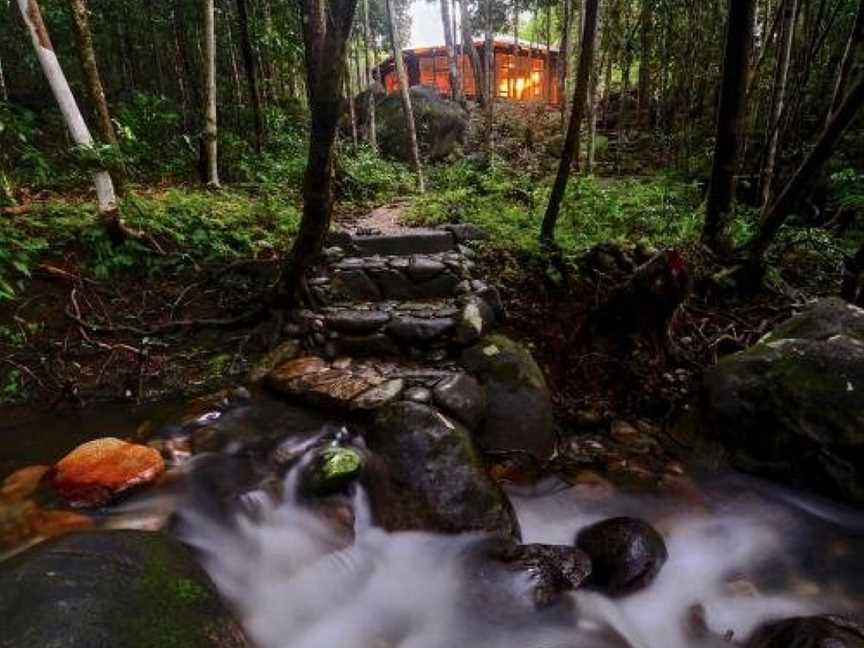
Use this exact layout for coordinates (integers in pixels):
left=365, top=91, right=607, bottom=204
left=3, top=398, right=864, bottom=647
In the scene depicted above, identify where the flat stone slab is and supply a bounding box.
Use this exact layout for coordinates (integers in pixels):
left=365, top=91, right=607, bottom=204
left=350, top=230, right=456, bottom=257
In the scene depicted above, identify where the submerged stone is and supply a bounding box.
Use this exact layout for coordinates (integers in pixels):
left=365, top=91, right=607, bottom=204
left=747, top=615, right=864, bottom=648
left=53, top=438, right=165, bottom=508
left=300, top=447, right=364, bottom=497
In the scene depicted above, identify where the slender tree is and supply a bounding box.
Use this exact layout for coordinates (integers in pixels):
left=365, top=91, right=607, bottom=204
left=638, top=0, right=653, bottom=125
left=540, top=0, right=600, bottom=244
left=484, top=0, right=494, bottom=154
left=362, top=0, right=378, bottom=151
left=459, top=0, right=486, bottom=106
left=280, top=0, right=359, bottom=305
left=749, top=76, right=864, bottom=262
left=0, top=51, right=8, bottom=102
left=828, top=0, right=864, bottom=121
left=67, top=0, right=128, bottom=194
left=759, top=0, right=797, bottom=209
left=385, top=0, right=425, bottom=191
left=702, top=0, right=756, bottom=254
left=16, top=0, right=123, bottom=237
left=202, top=0, right=220, bottom=187
left=440, top=0, right=464, bottom=103
left=236, top=0, right=265, bottom=152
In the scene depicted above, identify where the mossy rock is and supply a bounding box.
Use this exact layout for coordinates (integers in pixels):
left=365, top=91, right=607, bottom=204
left=299, top=446, right=364, bottom=497
left=0, top=530, right=249, bottom=648
left=701, top=299, right=864, bottom=506
left=363, top=401, right=520, bottom=538
left=460, top=334, right=556, bottom=459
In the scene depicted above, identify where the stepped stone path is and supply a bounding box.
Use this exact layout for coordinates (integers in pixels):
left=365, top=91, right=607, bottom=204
left=262, top=204, right=506, bottom=419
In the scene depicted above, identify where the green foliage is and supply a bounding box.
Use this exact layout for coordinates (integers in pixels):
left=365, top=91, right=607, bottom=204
left=831, top=168, right=864, bottom=212
left=336, top=147, right=414, bottom=205
left=0, top=188, right=299, bottom=300
left=409, top=158, right=702, bottom=261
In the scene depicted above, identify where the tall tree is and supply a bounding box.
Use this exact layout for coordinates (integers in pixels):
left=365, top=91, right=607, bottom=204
left=15, top=0, right=122, bottom=237
left=67, top=0, right=128, bottom=194
left=759, top=0, right=797, bottom=209
left=236, top=0, right=265, bottom=152
left=459, top=0, right=486, bottom=107
left=362, top=0, right=378, bottom=151
left=702, top=0, right=756, bottom=254
left=440, top=0, right=464, bottom=103
left=0, top=51, right=7, bottom=102
left=280, top=0, right=359, bottom=305
left=749, top=76, right=864, bottom=262
left=202, top=0, right=220, bottom=187
left=483, top=0, right=494, bottom=154
left=385, top=0, right=425, bottom=191
left=637, top=0, right=653, bottom=125
left=540, top=0, right=600, bottom=244
left=828, top=0, right=864, bottom=121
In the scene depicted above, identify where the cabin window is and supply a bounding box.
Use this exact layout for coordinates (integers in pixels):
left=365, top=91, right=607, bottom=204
left=494, top=52, right=545, bottom=101
left=434, top=56, right=450, bottom=94
left=419, top=57, right=435, bottom=86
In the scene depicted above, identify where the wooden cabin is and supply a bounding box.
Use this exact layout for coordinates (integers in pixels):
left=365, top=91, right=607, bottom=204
left=376, top=37, right=562, bottom=105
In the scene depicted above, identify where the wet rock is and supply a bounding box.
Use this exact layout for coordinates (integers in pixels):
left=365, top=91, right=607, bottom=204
left=700, top=298, right=864, bottom=507
left=461, top=334, right=556, bottom=459
left=269, top=363, right=383, bottom=410
left=338, top=333, right=401, bottom=357
left=352, top=378, right=405, bottom=410
left=433, top=373, right=487, bottom=430
left=747, top=615, right=864, bottom=648
left=404, top=386, right=433, bottom=403
left=53, top=439, right=165, bottom=508
left=1, top=465, right=50, bottom=501
left=575, top=517, right=668, bottom=597
left=407, top=256, right=447, bottom=281
left=369, top=267, right=417, bottom=299
left=330, top=269, right=382, bottom=301
left=300, top=446, right=364, bottom=497
left=455, top=297, right=496, bottom=345
left=386, top=316, right=456, bottom=344
left=248, top=340, right=301, bottom=383
left=476, top=285, right=506, bottom=323
left=364, top=401, right=520, bottom=538
left=0, top=530, right=250, bottom=647
left=412, top=272, right=461, bottom=299
left=324, top=309, right=391, bottom=334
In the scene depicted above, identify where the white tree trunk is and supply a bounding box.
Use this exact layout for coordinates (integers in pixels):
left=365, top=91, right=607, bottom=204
left=203, top=0, right=220, bottom=187
left=363, top=0, right=378, bottom=152
left=16, top=0, right=116, bottom=217
left=0, top=52, right=8, bottom=102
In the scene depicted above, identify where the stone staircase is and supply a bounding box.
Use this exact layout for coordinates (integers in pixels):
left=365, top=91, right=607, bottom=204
left=290, top=223, right=503, bottom=363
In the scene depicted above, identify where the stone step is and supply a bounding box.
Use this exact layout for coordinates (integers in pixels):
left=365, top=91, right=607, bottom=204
left=328, top=224, right=486, bottom=258
left=310, top=249, right=479, bottom=305
left=291, top=286, right=504, bottom=361
left=264, top=355, right=486, bottom=429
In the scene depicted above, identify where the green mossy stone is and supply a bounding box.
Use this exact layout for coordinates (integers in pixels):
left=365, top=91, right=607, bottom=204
left=301, top=446, right=364, bottom=497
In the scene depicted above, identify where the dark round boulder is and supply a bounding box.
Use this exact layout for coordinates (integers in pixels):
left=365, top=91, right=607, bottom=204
left=376, top=85, right=467, bottom=162
left=574, top=516, right=668, bottom=597
left=0, top=530, right=249, bottom=648
left=747, top=615, right=864, bottom=648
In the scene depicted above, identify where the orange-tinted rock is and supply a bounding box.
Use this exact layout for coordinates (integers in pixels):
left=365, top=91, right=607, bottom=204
left=53, top=438, right=165, bottom=507
left=30, top=509, right=92, bottom=538
left=1, top=465, right=50, bottom=502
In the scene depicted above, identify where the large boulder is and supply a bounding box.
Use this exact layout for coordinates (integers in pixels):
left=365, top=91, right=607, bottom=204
left=700, top=298, right=864, bottom=506
left=0, top=530, right=249, bottom=648
left=747, top=616, right=864, bottom=648
left=460, top=334, right=556, bottom=459
left=363, top=400, right=520, bottom=538
left=376, top=85, right=467, bottom=162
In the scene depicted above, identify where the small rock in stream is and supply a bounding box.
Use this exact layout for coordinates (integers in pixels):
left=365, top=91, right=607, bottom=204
left=747, top=615, right=864, bottom=648
left=575, top=516, right=668, bottom=597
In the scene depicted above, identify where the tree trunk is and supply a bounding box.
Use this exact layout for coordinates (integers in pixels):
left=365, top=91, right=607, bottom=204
left=560, top=0, right=573, bottom=126
left=828, top=0, right=864, bottom=121
left=385, top=0, right=425, bottom=192
left=235, top=0, right=265, bottom=152
left=0, top=53, right=6, bottom=102
left=759, top=0, right=797, bottom=209
left=67, top=0, right=128, bottom=195
left=202, top=0, right=220, bottom=187
left=345, top=57, right=359, bottom=146
left=702, top=0, right=756, bottom=254
left=540, top=0, right=600, bottom=244
left=441, top=0, right=463, bottom=104
left=280, top=0, right=359, bottom=306
left=362, top=0, right=377, bottom=152
left=638, top=0, right=653, bottom=125
left=225, top=10, right=245, bottom=115
left=459, top=0, right=486, bottom=107
left=17, top=0, right=121, bottom=235
left=748, top=76, right=864, bottom=261
left=545, top=3, right=553, bottom=103
left=484, top=0, right=494, bottom=154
